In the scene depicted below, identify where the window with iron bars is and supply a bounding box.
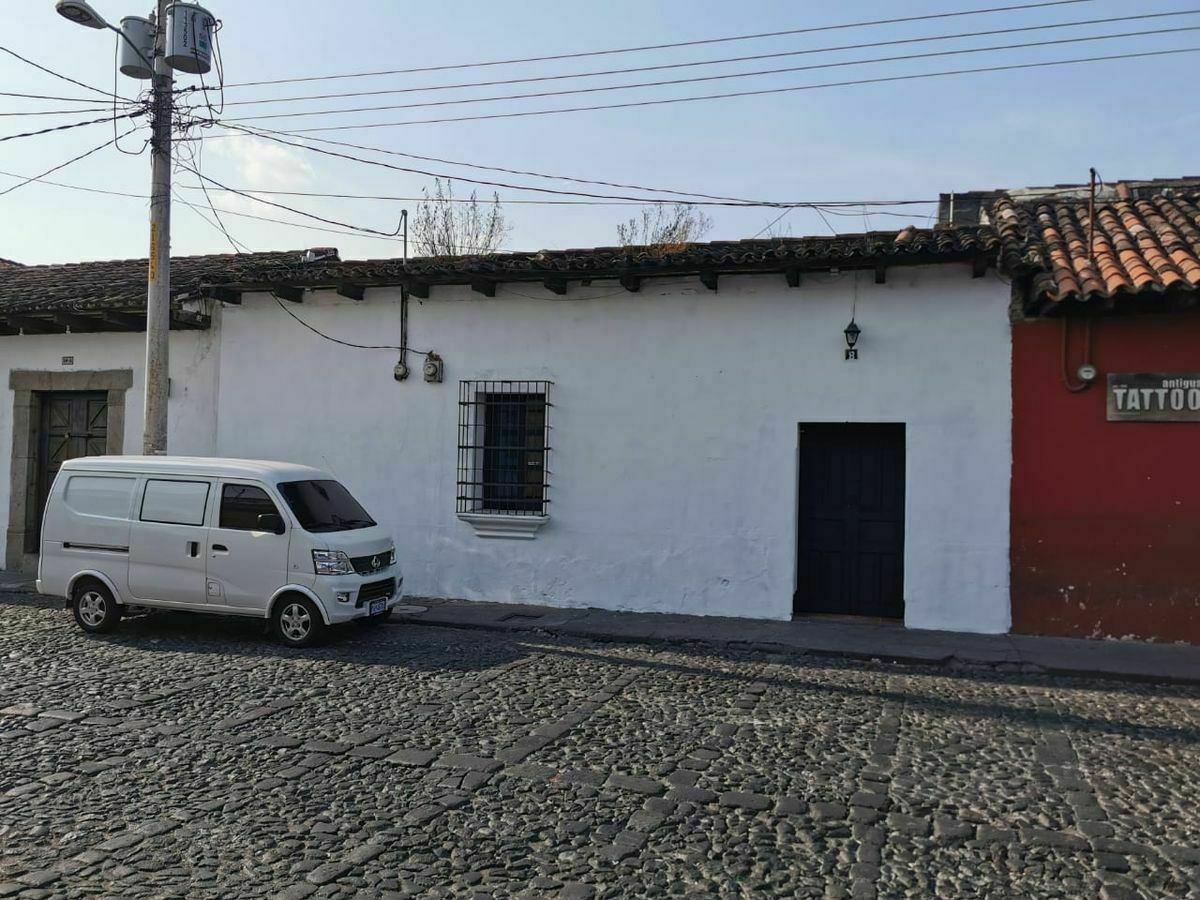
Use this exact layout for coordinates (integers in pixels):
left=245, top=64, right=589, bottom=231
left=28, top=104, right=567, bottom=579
left=457, top=381, right=552, bottom=516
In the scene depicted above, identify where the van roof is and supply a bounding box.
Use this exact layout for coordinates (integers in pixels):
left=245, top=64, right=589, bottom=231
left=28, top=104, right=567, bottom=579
left=58, top=456, right=331, bottom=483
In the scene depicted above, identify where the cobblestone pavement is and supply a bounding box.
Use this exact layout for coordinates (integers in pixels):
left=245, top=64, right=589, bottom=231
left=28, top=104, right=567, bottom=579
left=1, top=593, right=1199, bottom=899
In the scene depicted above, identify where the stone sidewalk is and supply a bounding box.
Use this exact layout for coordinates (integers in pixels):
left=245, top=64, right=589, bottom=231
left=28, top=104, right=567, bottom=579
left=397, top=598, right=1200, bottom=684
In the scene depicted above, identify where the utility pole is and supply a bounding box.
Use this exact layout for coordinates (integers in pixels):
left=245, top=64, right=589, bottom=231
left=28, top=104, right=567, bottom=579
left=143, top=0, right=173, bottom=454
left=57, top=0, right=204, bottom=455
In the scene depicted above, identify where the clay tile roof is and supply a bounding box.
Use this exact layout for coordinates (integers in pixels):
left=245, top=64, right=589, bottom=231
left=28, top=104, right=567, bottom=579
left=0, top=257, right=22, bottom=268
left=0, top=250, right=305, bottom=316
left=992, top=185, right=1200, bottom=312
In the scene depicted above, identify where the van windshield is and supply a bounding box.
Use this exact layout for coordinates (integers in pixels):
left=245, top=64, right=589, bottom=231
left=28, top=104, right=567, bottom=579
left=277, top=480, right=376, bottom=533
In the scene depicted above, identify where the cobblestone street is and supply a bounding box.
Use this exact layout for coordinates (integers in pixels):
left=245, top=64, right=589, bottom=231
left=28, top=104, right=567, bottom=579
left=1, top=593, right=1199, bottom=899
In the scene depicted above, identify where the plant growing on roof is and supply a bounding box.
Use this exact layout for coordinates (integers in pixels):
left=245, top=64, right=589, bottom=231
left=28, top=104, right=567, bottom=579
left=411, top=178, right=511, bottom=257
left=616, top=203, right=713, bottom=254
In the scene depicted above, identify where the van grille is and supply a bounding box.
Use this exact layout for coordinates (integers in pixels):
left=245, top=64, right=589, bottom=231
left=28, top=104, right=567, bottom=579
left=357, top=578, right=396, bottom=607
left=350, top=553, right=390, bottom=575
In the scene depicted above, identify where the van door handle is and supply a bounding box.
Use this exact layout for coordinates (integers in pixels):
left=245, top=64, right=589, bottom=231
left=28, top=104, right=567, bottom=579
left=211, top=543, right=229, bottom=555
left=187, top=541, right=199, bottom=557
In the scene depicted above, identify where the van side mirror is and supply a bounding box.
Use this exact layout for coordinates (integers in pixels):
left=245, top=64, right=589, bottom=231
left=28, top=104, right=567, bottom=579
left=257, top=513, right=285, bottom=535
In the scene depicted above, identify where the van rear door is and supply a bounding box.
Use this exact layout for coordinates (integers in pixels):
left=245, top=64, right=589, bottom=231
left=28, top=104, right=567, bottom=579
left=127, top=476, right=213, bottom=605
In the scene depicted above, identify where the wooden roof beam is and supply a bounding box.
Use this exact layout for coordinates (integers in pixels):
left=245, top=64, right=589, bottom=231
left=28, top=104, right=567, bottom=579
left=543, top=278, right=568, bottom=296
left=102, top=311, right=145, bottom=331
left=3, top=315, right=65, bottom=335
left=170, top=311, right=210, bottom=330
left=874, top=263, right=887, bottom=285
left=620, top=274, right=641, bottom=293
left=699, top=271, right=719, bottom=292
left=408, top=281, right=430, bottom=299
left=272, top=286, right=304, bottom=303
left=470, top=279, right=496, bottom=297
left=205, top=286, right=242, bottom=305
left=336, top=284, right=365, bottom=301
left=53, top=312, right=104, bottom=333
left=972, top=255, right=989, bottom=278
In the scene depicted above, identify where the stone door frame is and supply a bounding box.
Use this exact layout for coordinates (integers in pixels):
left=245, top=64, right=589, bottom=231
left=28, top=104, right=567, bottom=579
left=6, top=369, right=133, bottom=573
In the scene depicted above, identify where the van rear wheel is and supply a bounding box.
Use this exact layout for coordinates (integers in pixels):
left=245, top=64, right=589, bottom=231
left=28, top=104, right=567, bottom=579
left=274, top=596, right=325, bottom=648
left=72, top=580, right=122, bottom=635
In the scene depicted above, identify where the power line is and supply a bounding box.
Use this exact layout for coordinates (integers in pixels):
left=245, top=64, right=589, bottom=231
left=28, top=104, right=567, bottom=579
left=0, top=128, right=139, bottom=198
left=0, top=106, right=115, bottom=117
left=0, top=45, right=130, bottom=103
left=0, top=167, right=928, bottom=218
left=0, top=111, right=144, bottom=145
left=222, top=122, right=930, bottom=207
left=212, top=10, right=1197, bottom=108
left=211, top=122, right=932, bottom=208
left=0, top=90, right=115, bottom=102
left=175, top=157, right=409, bottom=238
left=218, top=0, right=1101, bottom=88
left=174, top=186, right=254, bottom=253
left=219, top=26, right=1200, bottom=124
left=235, top=47, right=1200, bottom=133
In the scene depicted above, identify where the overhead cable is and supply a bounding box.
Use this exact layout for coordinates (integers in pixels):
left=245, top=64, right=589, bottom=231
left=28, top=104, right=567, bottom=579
left=0, top=45, right=131, bottom=102
left=212, top=10, right=1198, bottom=107
left=225, top=122, right=930, bottom=206
left=226, top=47, right=1200, bottom=133
left=0, top=127, right=141, bottom=197
left=213, top=122, right=930, bottom=208
left=0, top=111, right=144, bottom=144
left=219, top=26, right=1200, bottom=123
left=218, top=0, right=1101, bottom=87
left=175, top=157, right=407, bottom=237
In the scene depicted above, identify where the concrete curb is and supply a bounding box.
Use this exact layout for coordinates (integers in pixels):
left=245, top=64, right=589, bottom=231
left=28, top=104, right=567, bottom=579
left=392, top=604, right=1200, bottom=686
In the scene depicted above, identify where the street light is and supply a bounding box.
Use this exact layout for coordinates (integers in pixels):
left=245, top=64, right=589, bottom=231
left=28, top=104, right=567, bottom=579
left=56, top=1, right=155, bottom=72
left=54, top=0, right=108, bottom=28
left=57, top=0, right=173, bottom=454
left=844, top=319, right=861, bottom=361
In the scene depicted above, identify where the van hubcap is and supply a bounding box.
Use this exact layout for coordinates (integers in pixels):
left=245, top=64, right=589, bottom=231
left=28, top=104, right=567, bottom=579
left=280, top=603, right=311, bottom=641
left=78, top=591, right=106, bottom=627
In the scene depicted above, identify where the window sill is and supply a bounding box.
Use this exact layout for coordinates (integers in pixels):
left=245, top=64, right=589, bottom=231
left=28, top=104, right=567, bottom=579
left=457, top=512, right=548, bottom=540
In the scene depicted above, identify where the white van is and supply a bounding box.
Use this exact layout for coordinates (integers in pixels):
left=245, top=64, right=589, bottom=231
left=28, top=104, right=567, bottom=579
left=37, top=457, right=403, bottom=647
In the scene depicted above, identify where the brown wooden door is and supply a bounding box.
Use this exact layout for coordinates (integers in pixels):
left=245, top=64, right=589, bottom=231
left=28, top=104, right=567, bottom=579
left=35, top=391, right=108, bottom=542
left=794, top=423, right=905, bottom=619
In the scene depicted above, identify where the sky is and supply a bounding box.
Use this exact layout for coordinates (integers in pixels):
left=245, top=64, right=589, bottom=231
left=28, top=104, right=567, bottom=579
left=1, top=0, right=1198, bottom=265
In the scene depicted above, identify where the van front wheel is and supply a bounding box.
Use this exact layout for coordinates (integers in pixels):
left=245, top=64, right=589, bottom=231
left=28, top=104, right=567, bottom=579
left=274, top=596, right=326, bottom=648
left=72, top=581, right=122, bottom=635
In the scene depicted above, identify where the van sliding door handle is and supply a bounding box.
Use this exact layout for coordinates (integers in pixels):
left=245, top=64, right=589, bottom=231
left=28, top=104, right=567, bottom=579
left=211, top=543, right=229, bottom=554
left=186, top=541, right=199, bottom=557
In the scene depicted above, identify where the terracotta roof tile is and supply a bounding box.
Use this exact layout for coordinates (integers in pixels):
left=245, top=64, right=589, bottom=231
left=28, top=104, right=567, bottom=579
left=993, top=189, right=1200, bottom=309
left=0, top=230, right=998, bottom=316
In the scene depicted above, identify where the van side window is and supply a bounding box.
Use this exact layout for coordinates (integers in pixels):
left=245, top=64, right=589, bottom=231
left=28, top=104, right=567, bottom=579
left=65, top=476, right=136, bottom=518
left=220, top=484, right=281, bottom=531
left=140, top=480, right=210, bottom=527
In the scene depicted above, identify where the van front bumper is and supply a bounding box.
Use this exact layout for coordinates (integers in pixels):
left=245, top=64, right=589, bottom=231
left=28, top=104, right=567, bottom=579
left=312, top=570, right=403, bottom=624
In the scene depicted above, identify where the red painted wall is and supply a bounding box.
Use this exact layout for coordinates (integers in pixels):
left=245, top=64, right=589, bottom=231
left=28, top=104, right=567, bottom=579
left=1012, top=314, right=1200, bottom=643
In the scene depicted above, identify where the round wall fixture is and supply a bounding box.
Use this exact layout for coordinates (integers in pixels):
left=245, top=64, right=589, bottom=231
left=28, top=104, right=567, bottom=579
left=1077, top=363, right=1098, bottom=383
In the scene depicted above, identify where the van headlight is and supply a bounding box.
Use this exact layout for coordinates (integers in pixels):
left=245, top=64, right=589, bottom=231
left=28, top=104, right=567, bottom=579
left=388, top=547, right=396, bottom=566
left=313, top=550, right=354, bottom=576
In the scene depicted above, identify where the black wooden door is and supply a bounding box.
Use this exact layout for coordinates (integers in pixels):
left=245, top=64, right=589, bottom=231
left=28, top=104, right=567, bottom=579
left=794, top=423, right=905, bottom=619
left=35, top=391, right=108, bottom=542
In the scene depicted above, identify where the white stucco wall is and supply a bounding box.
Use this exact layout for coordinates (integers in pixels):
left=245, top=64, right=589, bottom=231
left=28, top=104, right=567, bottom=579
left=211, top=265, right=1013, bottom=633
left=0, top=328, right=220, bottom=563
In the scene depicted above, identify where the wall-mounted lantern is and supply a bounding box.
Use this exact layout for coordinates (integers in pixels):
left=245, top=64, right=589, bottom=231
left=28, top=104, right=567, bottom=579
left=844, top=319, right=861, bottom=361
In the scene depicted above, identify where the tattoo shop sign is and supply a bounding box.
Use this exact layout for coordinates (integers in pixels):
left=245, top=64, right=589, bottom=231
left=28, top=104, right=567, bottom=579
left=1107, top=373, right=1200, bottom=422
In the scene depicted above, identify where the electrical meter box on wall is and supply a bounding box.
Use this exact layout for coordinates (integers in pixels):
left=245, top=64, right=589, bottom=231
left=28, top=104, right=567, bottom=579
left=423, top=353, right=444, bottom=383
left=165, top=2, right=214, bottom=74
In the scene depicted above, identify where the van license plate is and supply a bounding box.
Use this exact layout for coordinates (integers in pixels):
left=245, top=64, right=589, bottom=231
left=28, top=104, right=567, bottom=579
left=369, top=599, right=386, bottom=616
